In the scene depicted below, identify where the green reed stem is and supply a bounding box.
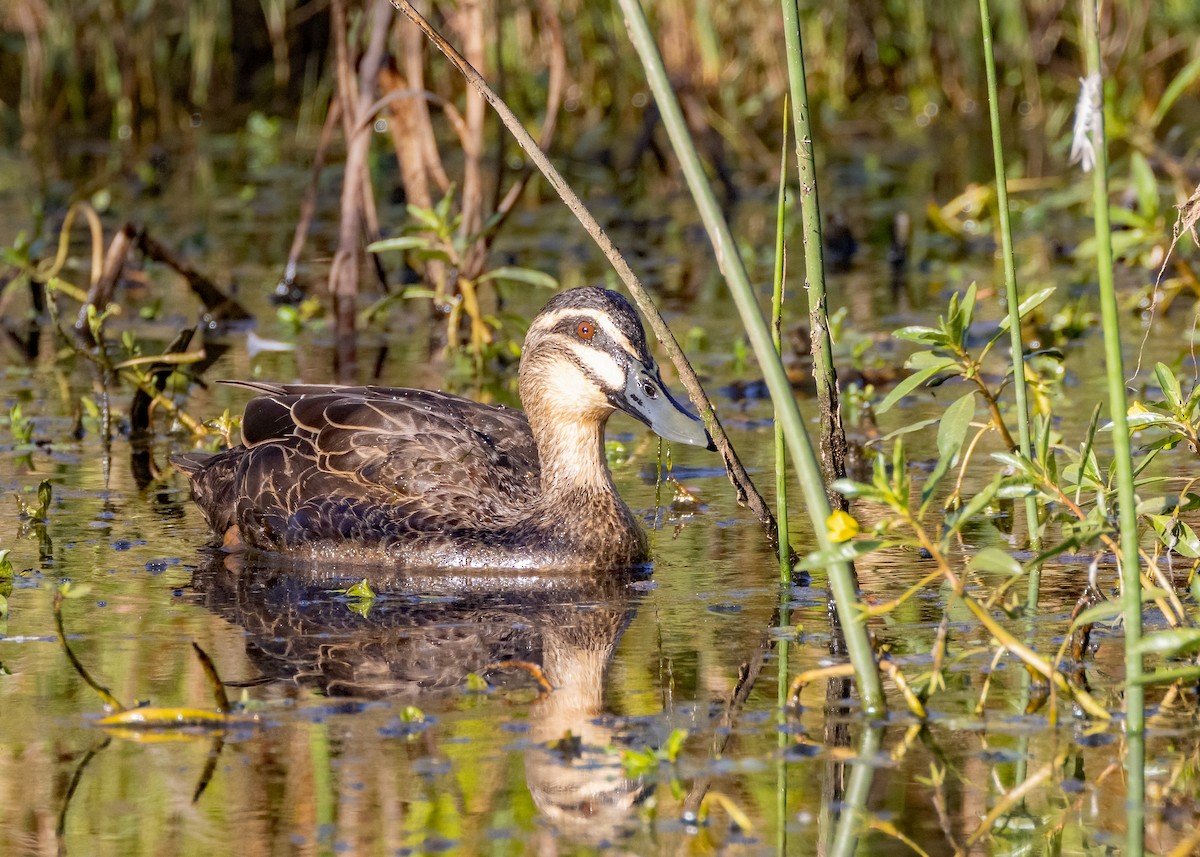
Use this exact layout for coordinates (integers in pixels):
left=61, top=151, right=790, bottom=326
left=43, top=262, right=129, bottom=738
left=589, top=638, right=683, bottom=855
left=780, top=0, right=849, bottom=510
left=773, top=106, right=792, bottom=585
left=978, top=0, right=1041, bottom=593
left=828, top=725, right=881, bottom=857
left=776, top=600, right=791, bottom=855
left=615, top=0, right=885, bottom=716
left=1081, top=2, right=1145, bottom=850
left=1080, top=0, right=1142, bottom=732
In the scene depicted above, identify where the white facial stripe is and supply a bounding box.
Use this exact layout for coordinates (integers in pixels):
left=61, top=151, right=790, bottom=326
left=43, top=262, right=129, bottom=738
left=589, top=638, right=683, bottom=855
left=530, top=306, right=642, bottom=361
left=529, top=307, right=577, bottom=331
left=594, top=315, right=638, bottom=358
left=566, top=342, right=625, bottom=390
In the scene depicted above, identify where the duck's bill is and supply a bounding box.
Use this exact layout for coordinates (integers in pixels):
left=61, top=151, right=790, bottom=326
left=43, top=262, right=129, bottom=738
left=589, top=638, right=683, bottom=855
left=618, top=364, right=715, bottom=450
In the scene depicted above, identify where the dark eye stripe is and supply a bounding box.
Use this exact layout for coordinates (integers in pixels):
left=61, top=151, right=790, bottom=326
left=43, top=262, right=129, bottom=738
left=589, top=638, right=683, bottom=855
left=561, top=348, right=615, bottom=393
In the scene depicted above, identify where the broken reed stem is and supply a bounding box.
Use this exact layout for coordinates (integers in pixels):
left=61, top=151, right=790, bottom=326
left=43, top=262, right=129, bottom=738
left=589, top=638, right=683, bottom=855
left=614, top=0, right=885, bottom=716
left=779, top=0, right=849, bottom=512
left=388, top=0, right=785, bottom=558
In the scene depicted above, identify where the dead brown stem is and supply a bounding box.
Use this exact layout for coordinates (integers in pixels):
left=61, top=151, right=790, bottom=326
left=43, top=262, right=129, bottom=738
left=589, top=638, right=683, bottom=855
left=76, top=222, right=136, bottom=343
left=137, top=230, right=251, bottom=322
left=329, top=0, right=394, bottom=380
left=282, top=95, right=344, bottom=295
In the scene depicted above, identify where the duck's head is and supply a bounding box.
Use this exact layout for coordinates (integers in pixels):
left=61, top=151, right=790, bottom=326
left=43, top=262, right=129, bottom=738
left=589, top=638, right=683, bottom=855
left=518, top=287, right=713, bottom=450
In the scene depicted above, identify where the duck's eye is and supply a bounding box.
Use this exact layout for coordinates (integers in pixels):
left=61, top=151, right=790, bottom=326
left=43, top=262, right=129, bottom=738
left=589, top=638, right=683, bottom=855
left=641, top=381, right=658, bottom=399
left=576, top=321, right=595, bottom=340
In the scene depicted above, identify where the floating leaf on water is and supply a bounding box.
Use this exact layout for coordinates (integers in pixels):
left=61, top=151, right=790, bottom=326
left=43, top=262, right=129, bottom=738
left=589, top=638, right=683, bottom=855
left=399, top=705, right=425, bottom=724
left=96, top=706, right=257, bottom=731
left=345, top=579, right=376, bottom=600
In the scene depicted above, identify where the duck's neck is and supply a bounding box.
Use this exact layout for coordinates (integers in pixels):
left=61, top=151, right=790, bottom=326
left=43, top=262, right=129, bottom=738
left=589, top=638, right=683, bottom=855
left=530, top=415, right=617, bottom=497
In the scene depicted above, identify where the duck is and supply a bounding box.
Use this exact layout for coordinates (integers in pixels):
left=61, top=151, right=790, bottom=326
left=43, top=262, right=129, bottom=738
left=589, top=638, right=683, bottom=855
left=173, top=287, right=713, bottom=570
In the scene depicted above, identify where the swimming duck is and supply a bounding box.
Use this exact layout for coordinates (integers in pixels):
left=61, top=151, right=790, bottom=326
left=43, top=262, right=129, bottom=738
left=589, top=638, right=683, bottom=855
left=174, top=287, right=712, bottom=569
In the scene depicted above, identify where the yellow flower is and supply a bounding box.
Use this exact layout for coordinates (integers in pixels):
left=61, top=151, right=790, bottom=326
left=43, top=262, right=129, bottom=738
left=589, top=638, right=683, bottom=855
left=1127, top=401, right=1153, bottom=433
left=826, top=510, right=860, bottom=543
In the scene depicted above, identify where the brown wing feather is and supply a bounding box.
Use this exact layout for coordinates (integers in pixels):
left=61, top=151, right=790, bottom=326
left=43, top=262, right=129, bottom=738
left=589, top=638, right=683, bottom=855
left=182, top=385, right=542, bottom=552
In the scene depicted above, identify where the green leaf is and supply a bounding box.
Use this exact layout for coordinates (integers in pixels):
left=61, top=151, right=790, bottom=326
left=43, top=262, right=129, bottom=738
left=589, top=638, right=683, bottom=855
left=367, top=236, right=431, bottom=254
left=921, top=391, right=976, bottom=511
left=995, top=287, right=1056, bottom=334
left=830, top=479, right=885, bottom=502
left=994, top=481, right=1038, bottom=499
left=990, top=451, right=1033, bottom=473
left=906, top=350, right=958, bottom=369
left=944, top=473, right=1003, bottom=535
left=892, top=326, right=947, bottom=345
left=1129, top=151, right=1160, bottom=220
left=1132, top=628, right=1200, bottom=658
left=955, top=282, right=978, bottom=346
left=406, top=204, right=445, bottom=231
left=1067, top=588, right=1170, bottom=632
left=1154, top=362, right=1182, bottom=411
left=876, top=362, right=955, bottom=415
left=346, top=579, right=376, bottom=599
left=661, top=728, right=688, bottom=762
left=1132, top=665, right=1200, bottom=686
left=873, top=417, right=941, bottom=445
left=1146, top=515, right=1200, bottom=558
left=968, top=547, right=1022, bottom=577
left=1106, top=411, right=1172, bottom=430
left=476, top=266, right=559, bottom=290
left=798, top=540, right=885, bottom=570
left=1068, top=599, right=1122, bottom=630
left=1151, top=52, right=1200, bottom=128
left=936, top=391, right=976, bottom=459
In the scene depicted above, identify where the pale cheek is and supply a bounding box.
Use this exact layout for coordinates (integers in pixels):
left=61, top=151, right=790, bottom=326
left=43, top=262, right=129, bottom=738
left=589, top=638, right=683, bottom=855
left=543, top=361, right=612, bottom=412
left=567, top=344, right=625, bottom=390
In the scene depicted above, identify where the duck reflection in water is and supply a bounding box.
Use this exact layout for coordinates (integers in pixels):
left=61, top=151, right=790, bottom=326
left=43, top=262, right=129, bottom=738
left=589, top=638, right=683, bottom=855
left=191, top=554, right=652, bottom=846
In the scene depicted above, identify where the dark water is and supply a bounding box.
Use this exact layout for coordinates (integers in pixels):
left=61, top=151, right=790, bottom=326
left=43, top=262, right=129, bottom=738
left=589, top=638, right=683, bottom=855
left=2, top=132, right=1199, bottom=856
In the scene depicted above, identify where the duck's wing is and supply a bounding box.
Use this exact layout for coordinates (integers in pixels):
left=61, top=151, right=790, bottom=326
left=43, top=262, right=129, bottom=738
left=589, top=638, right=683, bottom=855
left=241, top=385, right=541, bottom=513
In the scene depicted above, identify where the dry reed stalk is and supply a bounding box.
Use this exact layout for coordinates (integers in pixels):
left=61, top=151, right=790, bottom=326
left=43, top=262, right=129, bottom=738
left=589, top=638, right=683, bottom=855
left=328, top=0, right=393, bottom=380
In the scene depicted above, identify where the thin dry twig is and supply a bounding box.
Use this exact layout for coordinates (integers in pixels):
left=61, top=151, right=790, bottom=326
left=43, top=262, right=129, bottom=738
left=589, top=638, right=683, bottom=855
left=389, top=0, right=784, bottom=553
